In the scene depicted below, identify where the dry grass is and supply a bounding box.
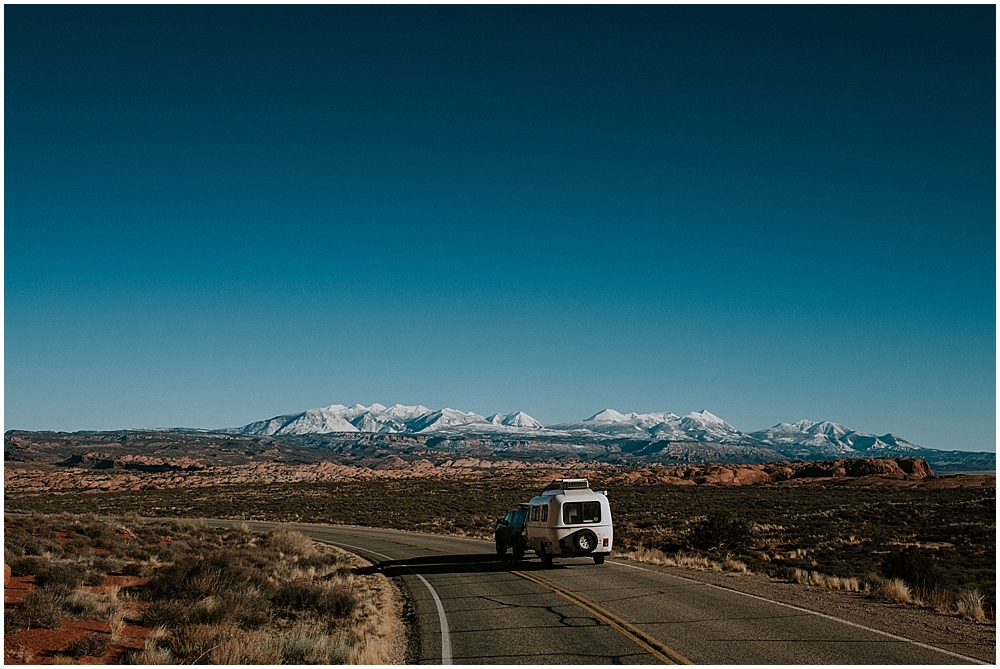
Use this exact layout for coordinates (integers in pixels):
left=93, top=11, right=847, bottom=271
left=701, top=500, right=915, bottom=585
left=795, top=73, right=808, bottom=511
left=956, top=589, right=986, bottom=622
left=619, top=546, right=750, bottom=574
left=791, top=569, right=862, bottom=592
left=922, top=586, right=955, bottom=614
left=266, top=525, right=317, bottom=557
left=874, top=577, right=914, bottom=604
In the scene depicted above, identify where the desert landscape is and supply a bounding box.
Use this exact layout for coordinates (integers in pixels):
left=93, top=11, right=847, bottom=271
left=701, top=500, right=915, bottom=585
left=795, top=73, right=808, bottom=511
left=6, top=428, right=994, bottom=663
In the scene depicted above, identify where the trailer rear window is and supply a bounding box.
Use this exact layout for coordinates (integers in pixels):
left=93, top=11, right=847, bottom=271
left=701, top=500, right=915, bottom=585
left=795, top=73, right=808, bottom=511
left=562, top=501, right=601, bottom=524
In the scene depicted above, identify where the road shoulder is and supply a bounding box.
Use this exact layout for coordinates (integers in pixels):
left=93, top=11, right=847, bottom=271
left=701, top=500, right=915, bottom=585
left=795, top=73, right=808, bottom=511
left=610, top=558, right=995, bottom=664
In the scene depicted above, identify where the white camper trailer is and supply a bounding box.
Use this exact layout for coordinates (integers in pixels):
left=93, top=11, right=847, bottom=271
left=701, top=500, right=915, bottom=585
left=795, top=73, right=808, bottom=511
left=524, top=478, right=613, bottom=567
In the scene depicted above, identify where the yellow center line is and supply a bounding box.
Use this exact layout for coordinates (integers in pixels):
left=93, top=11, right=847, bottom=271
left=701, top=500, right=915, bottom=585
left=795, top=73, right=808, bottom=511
left=512, top=570, right=693, bottom=665
left=299, top=527, right=693, bottom=665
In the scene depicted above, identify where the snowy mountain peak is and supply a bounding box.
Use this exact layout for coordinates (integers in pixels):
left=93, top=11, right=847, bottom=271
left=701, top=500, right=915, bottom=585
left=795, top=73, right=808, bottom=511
left=233, top=404, right=932, bottom=462
left=686, top=410, right=726, bottom=425
left=586, top=409, right=629, bottom=422
left=497, top=411, right=542, bottom=428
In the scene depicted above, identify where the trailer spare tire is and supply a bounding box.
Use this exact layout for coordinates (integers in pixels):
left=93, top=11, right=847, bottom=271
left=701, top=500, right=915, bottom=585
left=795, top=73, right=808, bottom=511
left=574, top=530, right=598, bottom=554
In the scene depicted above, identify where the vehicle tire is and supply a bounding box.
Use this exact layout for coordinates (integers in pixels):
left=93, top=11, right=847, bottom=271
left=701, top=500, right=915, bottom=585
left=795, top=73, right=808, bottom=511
left=593, top=554, right=605, bottom=565
left=513, top=542, right=525, bottom=559
left=540, top=547, right=553, bottom=568
left=574, top=530, right=598, bottom=554
left=496, top=540, right=507, bottom=556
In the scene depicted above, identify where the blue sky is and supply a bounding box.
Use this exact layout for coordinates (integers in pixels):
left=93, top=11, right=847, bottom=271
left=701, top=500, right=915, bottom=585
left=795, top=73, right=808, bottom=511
left=5, top=6, right=995, bottom=452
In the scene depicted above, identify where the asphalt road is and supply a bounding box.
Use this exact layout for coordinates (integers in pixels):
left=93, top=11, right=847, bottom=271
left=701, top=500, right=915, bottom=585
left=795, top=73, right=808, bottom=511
left=210, top=521, right=984, bottom=665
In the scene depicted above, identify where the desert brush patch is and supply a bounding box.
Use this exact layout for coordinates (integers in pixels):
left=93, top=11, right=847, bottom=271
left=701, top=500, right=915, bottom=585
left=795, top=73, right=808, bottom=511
left=3, top=514, right=404, bottom=664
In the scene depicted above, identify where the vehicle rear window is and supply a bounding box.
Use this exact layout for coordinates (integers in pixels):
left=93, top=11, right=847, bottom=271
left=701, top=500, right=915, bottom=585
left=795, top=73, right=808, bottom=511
left=562, top=501, right=601, bottom=524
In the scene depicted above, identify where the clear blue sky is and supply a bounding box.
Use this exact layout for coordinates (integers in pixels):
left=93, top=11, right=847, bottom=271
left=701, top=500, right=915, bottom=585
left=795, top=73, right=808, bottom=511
left=5, top=5, right=995, bottom=452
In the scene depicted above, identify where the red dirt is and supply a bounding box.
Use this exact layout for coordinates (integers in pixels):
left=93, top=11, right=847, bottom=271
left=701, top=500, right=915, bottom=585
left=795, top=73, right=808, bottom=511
left=4, top=557, right=153, bottom=663
left=5, top=575, right=36, bottom=604
left=4, top=619, right=152, bottom=664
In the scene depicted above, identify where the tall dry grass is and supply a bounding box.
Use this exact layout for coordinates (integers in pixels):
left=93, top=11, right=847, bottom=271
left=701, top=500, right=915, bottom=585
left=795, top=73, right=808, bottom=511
left=791, top=569, right=862, bottom=592
left=620, top=546, right=750, bottom=574
left=874, top=577, right=914, bottom=604
left=956, top=589, right=986, bottom=622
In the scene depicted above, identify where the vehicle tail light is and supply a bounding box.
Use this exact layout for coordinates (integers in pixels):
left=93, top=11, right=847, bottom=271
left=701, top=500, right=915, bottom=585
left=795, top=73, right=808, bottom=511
left=603, top=538, right=609, bottom=547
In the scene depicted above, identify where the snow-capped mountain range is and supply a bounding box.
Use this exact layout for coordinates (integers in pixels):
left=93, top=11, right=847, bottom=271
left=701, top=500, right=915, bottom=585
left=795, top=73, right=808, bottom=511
left=234, top=403, right=925, bottom=459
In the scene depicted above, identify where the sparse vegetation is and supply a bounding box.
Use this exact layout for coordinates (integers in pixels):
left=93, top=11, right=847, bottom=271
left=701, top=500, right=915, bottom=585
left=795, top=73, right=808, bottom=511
left=3, top=515, right=403, bottom=664
left=6, top=475, right=994, bottom=624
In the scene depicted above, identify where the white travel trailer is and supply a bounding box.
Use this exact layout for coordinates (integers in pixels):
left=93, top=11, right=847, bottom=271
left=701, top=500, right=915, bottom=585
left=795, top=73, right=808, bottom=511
left=525, top=478, right=613, bottom=567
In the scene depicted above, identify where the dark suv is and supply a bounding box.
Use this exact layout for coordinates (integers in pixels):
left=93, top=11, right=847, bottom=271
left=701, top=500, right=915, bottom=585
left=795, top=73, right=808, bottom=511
left=495, top=505, right=528, bottom=558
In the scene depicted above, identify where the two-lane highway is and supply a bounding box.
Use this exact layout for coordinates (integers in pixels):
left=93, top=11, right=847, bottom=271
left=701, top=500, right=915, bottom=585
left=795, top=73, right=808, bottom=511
left=212, top=521, right=987, bottom=665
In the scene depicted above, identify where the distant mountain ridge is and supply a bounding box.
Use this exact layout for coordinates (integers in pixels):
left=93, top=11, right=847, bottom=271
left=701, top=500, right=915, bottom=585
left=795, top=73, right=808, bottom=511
left=233, top=403, right=939, bottom=462
left=227, top=403, right=994, bottom=472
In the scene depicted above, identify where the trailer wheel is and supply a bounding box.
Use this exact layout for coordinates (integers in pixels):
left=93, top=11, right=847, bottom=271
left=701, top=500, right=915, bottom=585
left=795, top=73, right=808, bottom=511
left=574, top=530, right=598, bottom=554
left=513, top=542, right=525, bottom=559
left=540, top=546, right=553, bottom=568
left=593, top=554, right=605, bottom=565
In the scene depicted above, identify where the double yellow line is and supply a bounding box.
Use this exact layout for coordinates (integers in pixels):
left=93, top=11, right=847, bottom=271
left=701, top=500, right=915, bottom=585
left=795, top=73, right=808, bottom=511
left=513, top=570, right=693, bottom=665
left=321, top=528, right=692, bottom=665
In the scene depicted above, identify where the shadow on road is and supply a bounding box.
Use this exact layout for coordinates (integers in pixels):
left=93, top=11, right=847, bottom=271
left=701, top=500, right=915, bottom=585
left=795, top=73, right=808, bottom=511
left=357, top=552, right=583, bottom=577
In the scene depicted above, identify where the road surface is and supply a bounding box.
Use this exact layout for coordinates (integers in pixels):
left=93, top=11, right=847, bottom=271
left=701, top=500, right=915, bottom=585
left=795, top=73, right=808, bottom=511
left=208, top=521, right=985, bottom=665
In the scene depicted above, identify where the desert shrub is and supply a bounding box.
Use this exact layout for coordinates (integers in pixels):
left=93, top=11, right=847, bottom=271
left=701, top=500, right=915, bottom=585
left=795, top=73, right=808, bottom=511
left=881, top=546, right=941, bottom=592
left=144, top=550, right=273, bottom=602
left=128, top=547, right=152, bottom=561
left=273, top=582, right=324, bottom=610
left=5, top=526, right=62, bottom=557
left=88, top=556, right=122, bottom=572
left=177, top=590, right=273, bottom=628
left=688, top=512, right=752, bottom=552
left=166, top=518, right=204, bottom=534
left=20, top=589, right=64, bottom=628
left=62, top=589, right=102, bottom=617
left=163, top=623, right=241, bottom=662
left=267, top=526, right=316, bottom=557
left=223, top=590, right=274, bottom=629
left=83, top=569, right=107, bottom=586
left=66, top=632, right=111, bottom=658
left=298, top=552, right=343, bottom=570
left=5, top=609, right=26, bottom=633
left=124, top=634, right=175, bottom=665
left=273, top=582, right=356, bottom=618
left=153, top=540, right=189, bottom=563
left=280, top=628, right=351, bottom=664
left=36, top=563, right=86, bottom=589
left=8, top=554, right=51, bottom=577
left=186, top=596, right=237, bottom=626
left=122, top=562, right=145, bottom=577
left=143, top=601, right=188, bottom=628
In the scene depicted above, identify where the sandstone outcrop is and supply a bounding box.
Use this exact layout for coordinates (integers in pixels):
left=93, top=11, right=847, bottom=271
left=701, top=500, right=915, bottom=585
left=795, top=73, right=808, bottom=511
left=3, top=450, right=944, bottom=496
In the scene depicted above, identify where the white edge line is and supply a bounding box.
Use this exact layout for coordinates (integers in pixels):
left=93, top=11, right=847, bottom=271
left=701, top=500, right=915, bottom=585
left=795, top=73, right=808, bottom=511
left=609, top=559, right=988, bottom=665
left=317, top=539, right=453, bottom=665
